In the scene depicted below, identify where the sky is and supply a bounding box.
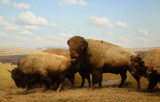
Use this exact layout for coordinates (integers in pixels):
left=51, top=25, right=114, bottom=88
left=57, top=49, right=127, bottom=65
left=0, top=0, right=160, bottom=48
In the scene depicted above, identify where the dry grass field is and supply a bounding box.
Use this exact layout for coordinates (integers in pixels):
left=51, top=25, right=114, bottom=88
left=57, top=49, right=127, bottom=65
left=1, top=62, right=160, bottom=102
left=0, top=46, right=38, bottom=56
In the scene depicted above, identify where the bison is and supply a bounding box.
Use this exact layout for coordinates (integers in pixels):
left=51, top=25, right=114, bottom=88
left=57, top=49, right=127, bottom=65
left=43, top=48, right=91, bottom=87
left=129, top=54, right=147, bottom=90
left=130, top=48, right=160, bottom=91
left=67, top=36, right=136, bottom=88
left=10, top=52, right=75, bottom=93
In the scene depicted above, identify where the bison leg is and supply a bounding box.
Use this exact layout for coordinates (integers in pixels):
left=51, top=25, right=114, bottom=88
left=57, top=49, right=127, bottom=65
left=70, top=78, right=75, bottom=88
left=99, top=74, right=102, bottom=87
left=79, top=72, right=85, bottom=87
left=132, top=75, right=141, bottom=90
left=148, top=79, right=157, bottom=91
left=86, top=73, right=91, bottom=87
left=57, top=75, right=65, bottom=92
left=25, top=84, right=31, bottom=94
left=81, top=76, right=85, bottom=87
left=43, top=76, right=51, bottom=92
left=91, top=69, right=102, bottom=89
left=119, top=71, right=127, bottom=87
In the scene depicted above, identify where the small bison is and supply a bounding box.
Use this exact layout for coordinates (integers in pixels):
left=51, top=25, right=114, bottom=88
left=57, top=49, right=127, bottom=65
left=67, top=36, right=136, bottom=88
left=10, top=52, right=75, bottom=93
left=130, top=48, right=160, bottom=91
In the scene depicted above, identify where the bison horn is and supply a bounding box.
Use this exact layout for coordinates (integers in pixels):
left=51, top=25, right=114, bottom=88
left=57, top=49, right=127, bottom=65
left=70, top=59, right=77, bottom=64
left=7, top=69, right=12, bottom=73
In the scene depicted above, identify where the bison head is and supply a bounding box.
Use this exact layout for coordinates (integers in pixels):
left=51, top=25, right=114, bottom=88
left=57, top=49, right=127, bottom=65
left=129, top=54, right=147, bottom=77
left=11, top=68, right=26, bottom=89
left=67, top=36, right=88, bottom=64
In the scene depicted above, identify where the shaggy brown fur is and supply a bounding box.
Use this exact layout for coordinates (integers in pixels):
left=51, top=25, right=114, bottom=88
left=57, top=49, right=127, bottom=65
left=43, top=48, right=91, bottom=87
left=43, top=48, right=70, bottom=59
left=130, top=48, right=160, bottom=91
left=142, top=48, right=160, bottom=90
left=11, top=52, right=75, bottom=93
left=68, top=36, right=136, bottom=88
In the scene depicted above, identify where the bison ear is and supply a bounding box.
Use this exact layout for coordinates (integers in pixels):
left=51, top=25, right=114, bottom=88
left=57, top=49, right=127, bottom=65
left=7, top=69, right=12, bottom=73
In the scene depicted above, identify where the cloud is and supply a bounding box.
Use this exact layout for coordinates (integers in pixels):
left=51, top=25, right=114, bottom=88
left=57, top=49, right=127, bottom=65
left=1, top=0, right=30, bottom=9
left=12, top=35, right=30, bottom=42
left=79, top=0, right=88, bottom=6
left=0, top=32, right=9, bottom=38
left=19, top=30, right=33, bottom=35
left=88, top=16, right=114, bottom=27
left=134, top=29, right=151, bottom=36
left=103, top=31, right=114, bottom=36
left=0, top=16, right=9, bottom=26
left=13, top=2, right=30, bottom=9
left=116, top=21, right=128, bottom=28
left=60, top=0, right=88, bottom=6
left=42, top=35, right=63, bottom=41
left=15, top=11, right=48, bottom=25
left=0, top=16, right=22, bottom=31
left=25, top=25, right=39, bottom=30
left=137, top=38, right=156, bottom=44
left=1, top=0, right=11, bottom=5
left=59, top=33, right=73, bottom=38
left=117, top=37, right=131, bottom=43
left=62, top=0, right=77, bottom=5
left=4, top=24, right=21, bottom=31
left=50, top=23, right=56, bottom=27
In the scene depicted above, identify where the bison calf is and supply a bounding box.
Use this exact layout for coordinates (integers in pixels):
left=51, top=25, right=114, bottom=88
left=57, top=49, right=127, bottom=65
left=10, top=52, right=75, bottom=93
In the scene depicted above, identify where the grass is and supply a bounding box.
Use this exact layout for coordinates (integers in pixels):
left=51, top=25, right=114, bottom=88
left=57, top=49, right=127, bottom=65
left=0, top=62, right=16, bottom=91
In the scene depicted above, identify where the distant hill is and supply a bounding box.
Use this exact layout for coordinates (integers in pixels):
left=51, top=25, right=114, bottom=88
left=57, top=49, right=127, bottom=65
left=0, top=46, right=39, bottom=56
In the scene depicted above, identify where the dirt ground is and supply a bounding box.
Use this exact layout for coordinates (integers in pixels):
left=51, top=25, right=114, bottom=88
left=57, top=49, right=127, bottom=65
left=1, top=84, right=160, bottom=102
left=1, top=63, right=160, bottom=102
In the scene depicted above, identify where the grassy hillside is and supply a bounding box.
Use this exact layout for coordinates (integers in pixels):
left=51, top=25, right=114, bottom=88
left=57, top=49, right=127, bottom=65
left=0, top=46, right=38, bottom=56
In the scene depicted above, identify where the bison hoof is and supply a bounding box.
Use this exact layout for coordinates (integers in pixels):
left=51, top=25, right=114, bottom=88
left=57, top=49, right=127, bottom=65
left=80, top=85, right=84, bottom=88
left=119, top=85, right=123, bottom=88
left=42, top=89, right=49, bottom=93
left=91, top=86, right=95, bottom=90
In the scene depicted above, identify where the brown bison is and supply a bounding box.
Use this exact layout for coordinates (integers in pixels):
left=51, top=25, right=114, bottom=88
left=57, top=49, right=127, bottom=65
left=67, top=36, right=136, bottom=88
left=43, top=48, right=91, bottom=87
left=10, top=52, right=75, bottom=93
left=129, top=54, right=147, bottom=90
left=130, top=48, right=160, bottom=91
